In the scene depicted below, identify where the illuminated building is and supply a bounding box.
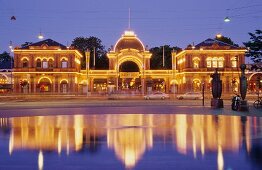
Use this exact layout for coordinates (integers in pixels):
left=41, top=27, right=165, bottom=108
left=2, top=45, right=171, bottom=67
left=13, top=31, right=248, bottom=94
left=13, top=39, right=82, bottom=93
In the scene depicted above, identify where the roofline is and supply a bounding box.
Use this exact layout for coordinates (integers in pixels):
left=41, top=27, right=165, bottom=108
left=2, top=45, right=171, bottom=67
left=113, top=31, right=145, bottom=52
left=175, top=49, right=246, bottom=58
left=195, top=38, right=241, bottom=49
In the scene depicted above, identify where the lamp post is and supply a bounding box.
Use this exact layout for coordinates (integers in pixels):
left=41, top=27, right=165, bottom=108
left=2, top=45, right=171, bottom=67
left=9, top=41, right=13, bottom=92
left=85, top=50, right=90, bottom=96
left=202, top=82, right=205, bottom=106
left=116, top=55, right=119, bottom=92
left=171, top=49, right=177, bottom=95
left=257, top=76, right=261, bottom=99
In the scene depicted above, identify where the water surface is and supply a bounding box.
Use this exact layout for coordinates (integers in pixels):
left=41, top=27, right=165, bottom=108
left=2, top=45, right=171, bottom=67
left=0, top=114, right=262, bottom=170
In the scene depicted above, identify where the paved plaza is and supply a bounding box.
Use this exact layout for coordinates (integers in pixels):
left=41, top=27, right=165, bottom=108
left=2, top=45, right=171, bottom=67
left=0, top=94, right=260, bottom=117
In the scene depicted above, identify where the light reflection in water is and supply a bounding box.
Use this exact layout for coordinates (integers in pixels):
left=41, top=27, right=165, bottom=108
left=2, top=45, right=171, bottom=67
left=38, top=150, right=43, bottom=170
left=3, top=114, right=259, bottom=169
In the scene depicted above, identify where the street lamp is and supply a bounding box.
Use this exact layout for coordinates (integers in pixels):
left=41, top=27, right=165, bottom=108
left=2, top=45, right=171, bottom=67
left=38, top=32, right=44, bottom=40
left=224, top=17, right=230, bottom=22
left=216, top=33, right=222, bottom=38
left=9, top=41, right=13, bottom=92
left=85, top=50, right=90, bottom=96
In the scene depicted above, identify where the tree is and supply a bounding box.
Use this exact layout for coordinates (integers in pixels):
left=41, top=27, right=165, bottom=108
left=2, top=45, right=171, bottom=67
left=0, top=51, right=13, bottom=69
left=244, top=30, right=262, bottom=64
left=150, top=45, right=182, bottom=69
left=215, top=36, right=238, bottom=47
left=71, top=36, right=108, bottom=69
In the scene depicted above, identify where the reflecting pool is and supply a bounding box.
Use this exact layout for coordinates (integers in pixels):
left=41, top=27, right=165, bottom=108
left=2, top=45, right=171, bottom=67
left=0, top=114, right=262, bottom=170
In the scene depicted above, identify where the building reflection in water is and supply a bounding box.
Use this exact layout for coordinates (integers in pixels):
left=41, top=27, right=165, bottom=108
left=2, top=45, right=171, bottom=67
left=4, top=114, right=261, bottom=169
left=106, top=114, right=153, bottom=168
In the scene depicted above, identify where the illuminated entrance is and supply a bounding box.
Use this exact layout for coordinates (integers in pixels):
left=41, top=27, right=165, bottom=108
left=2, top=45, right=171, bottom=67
left=38, top=77, right=52, bottom=92
left=118, top=61, right=141, bottom=92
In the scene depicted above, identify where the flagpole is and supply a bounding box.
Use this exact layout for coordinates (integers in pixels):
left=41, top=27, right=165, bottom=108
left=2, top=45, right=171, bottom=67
left=163, top=46, right=165, bottom=67
left=93, top=47, right=95, bottom=67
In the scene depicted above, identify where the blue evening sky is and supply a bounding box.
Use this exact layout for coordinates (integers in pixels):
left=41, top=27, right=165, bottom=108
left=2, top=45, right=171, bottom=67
left=0, top=0, right=261, bottom=53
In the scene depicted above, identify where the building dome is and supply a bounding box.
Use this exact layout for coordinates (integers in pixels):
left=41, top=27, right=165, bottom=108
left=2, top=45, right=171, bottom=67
left=114, top=30, right=145, bottom=52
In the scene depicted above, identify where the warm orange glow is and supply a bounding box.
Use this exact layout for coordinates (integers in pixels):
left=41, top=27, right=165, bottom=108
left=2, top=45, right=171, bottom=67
left=6, top=114, right=253, bottom=169
left=38, top=77, right=52, bottom=84
left=74, top=115, right=83, bottom=151
left=217, top=145, right=224, bottom=170
left=14, top=49, right=83, bottom=58
left=107, top=114, right=153, bottom=168
left=38, top=150, right=44, bottom=170
left=216, top=33, right=222, bottom=38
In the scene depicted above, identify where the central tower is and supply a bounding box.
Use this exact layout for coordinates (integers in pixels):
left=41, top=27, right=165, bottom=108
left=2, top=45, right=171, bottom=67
left=107, top=30, right=152, bottom=93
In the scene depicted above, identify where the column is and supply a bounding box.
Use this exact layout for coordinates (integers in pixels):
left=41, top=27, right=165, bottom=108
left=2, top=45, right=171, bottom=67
left=33, top=78, right=37, bottom=93
left=53, top=76, right=56, bottom=93
left=166, top=78, right=170, bottom=93
left=142, top=78, right=145, bottom=95
left=58, top=80, right=60, bottom=94
left=29, top=76, right=32, bottom=93
left=90, top=78, right=94, bottom=93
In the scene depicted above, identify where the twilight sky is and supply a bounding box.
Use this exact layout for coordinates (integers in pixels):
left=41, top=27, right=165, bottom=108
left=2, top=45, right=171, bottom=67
left=0, top=0, right=261, bottom=53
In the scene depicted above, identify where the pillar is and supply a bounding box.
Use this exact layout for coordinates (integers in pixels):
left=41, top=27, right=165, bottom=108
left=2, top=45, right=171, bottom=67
left=33, top=78, right=37, bottom=93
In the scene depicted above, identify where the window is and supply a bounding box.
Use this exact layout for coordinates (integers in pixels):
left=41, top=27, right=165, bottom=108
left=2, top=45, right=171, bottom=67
left=48, top=59, right=54, bottom=68
left=212, top=57, right=218, bottom=68
left=22, top=59, right=28, bottom=68
left=62, top=60, right=68, bottom=68
left=218, top=57, right=224, bottom=68
left=193, top=57, right=200, bottom=68
left=42, top=60, right=48, bottom=68
left=231, top=57, right=237, bottom=68
left=206, top=57, right=212, bottom=68
left=36, top=59, right=41, bottom=68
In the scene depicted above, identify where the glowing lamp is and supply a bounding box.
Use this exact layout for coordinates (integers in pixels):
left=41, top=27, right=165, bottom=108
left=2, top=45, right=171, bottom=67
left=38, top=33, right=44, bottom=40
left=216, top=33, right=222, bottom=38
left=224, top=17, right=230, bottom=22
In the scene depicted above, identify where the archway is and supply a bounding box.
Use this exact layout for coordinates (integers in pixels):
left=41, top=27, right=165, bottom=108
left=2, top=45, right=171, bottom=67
left=248, top=73, right=262, bottom=93
left=118, top=61, right=141, bottom=93
left=170, top=80, right=178, bottom=94
left=38, top=77, right=52, bottom=92
left=60, top=80, right=68, bottom=94
left=0, top=74, right=9, bottom=93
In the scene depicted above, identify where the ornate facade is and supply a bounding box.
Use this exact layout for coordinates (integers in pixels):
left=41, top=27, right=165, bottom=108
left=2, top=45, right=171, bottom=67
left=13, top=39, right=82, bottom=94
left=13, top=30, right=250, bottom=95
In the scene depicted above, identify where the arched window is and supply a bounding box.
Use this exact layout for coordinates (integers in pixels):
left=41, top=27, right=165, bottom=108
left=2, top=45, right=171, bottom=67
left=231, top=57, right=237, bottom=68
left=212, top=57, right=218, bottom=68
left=206, top=57, right=212, bottom=68
left=193, top=79, right=201, bottom=92
left=218, top=57, right=224, bottom=68
left=42, top=59, right=48, bottom=68
left=48, top=59, right=54, bottom=68
left=22, top=59, right=28, bottom=68
left=36, top=59, right=41, bottom=68
left=61, top=59, right=68, bottom=68
left=193, top=57, right=200, bottom=68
